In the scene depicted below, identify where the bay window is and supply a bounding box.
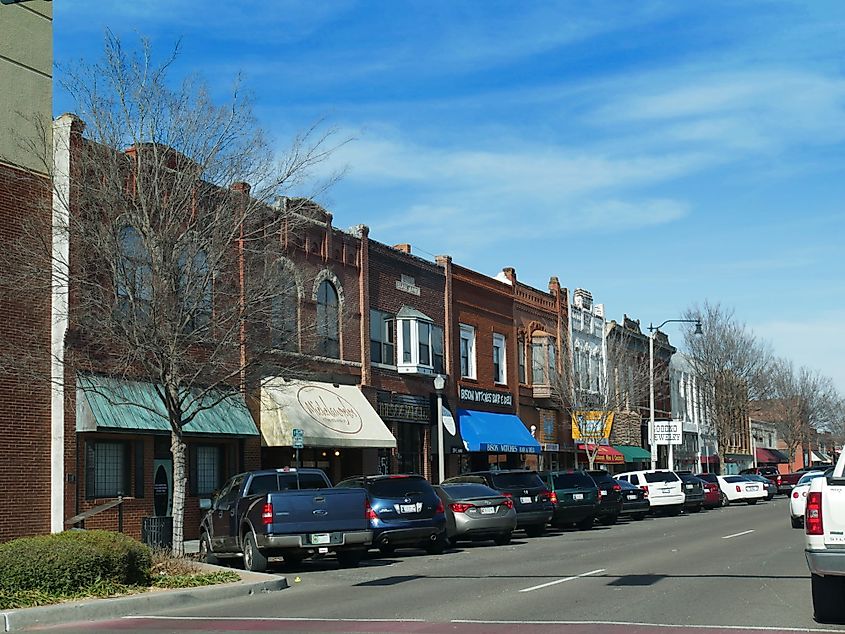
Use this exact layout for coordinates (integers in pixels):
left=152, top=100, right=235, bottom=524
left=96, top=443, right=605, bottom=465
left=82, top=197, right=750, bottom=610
left=531, top=333, right=556, bottom=385
left=395, top=307, right=444, bottom=375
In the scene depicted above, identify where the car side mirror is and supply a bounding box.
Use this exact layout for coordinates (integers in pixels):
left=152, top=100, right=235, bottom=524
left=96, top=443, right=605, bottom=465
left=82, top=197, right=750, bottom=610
left=199, top=498, right=212, bottom=511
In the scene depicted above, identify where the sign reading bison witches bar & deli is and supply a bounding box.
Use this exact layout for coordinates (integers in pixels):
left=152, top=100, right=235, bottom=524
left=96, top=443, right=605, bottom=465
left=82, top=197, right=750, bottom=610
left=459, top=386, right=513, bottom=409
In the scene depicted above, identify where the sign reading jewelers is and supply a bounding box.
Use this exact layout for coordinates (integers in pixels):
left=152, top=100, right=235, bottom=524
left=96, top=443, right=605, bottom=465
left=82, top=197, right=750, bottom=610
left=458, top=386, right=513, bottom=409
left=653, top=420, right=682, bottom=445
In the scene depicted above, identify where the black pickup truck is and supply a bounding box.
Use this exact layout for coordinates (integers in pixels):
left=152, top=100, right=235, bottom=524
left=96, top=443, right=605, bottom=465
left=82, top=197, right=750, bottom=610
left=198, top=468, right=372, bottom=571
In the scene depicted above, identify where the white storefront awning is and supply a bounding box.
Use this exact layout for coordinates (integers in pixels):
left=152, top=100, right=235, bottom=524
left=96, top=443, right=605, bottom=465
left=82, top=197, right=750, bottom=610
left=260, top=379, right=397, bottom=449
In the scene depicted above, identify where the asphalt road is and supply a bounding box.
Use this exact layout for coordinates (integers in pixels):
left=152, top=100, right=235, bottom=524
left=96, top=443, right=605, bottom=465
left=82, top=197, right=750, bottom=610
left=52, top=497, right=844, bottom=633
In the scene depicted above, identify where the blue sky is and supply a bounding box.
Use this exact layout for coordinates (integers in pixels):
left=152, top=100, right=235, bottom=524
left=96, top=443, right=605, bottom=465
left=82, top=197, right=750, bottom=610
left=55, top=1, right=845, bottom=391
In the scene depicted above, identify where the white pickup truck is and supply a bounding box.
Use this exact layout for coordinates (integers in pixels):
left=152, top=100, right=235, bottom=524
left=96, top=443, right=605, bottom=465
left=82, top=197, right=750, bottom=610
left=805, top=450, right=845, bottom=623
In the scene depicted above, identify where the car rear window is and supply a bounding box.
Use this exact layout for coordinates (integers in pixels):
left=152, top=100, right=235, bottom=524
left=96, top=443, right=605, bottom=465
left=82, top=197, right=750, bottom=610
left=587, top=470, right=613, bottom=484
left=723, top=476, right=748, bottom=483
left=797, top=472, right=826, bottom=485
left=644, top=472, right=680, bottom=483
left=246, top=473, right=330, bottom=496
left=441, top=483, right=499, bottom=499
left=369, top=477, right=430, bottom=498
left=553, top=473, right=595, bottom=489
left=696, top=473, right=717, bottom=483
left=491, top=472, right=543, bottom=489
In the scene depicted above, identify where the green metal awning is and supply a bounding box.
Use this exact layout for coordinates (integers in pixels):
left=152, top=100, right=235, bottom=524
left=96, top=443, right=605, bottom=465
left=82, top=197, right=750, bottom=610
left=76, top=374, right=258, bottom=436
left=614, top=445, right=652, bottom=463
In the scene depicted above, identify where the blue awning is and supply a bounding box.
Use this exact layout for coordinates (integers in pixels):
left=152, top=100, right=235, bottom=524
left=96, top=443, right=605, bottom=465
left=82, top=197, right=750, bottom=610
left=457, top=409, right=541, bottom=455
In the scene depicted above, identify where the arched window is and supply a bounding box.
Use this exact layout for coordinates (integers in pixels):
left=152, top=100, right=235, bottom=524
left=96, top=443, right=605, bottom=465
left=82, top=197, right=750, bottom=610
left=178, top=247, right=212, bottom=334
left=316, top=280, right=339, bottom=358
left=272, top=281, right=299, bottom=352
left=116, top=226, right=152, bottom=318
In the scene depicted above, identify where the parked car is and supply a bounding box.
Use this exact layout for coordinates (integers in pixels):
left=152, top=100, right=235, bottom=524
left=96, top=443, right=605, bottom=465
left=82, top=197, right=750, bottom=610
left=434, top=483, right=517, bottom=546
left=616, top=478, right=649, bottom=520
left=742, top=474, right=777, bottom=500
left=336, top=474, right=447, bottom=555
left=586, top=469, right=624, bottom=525
left=740, top=466, right=786, bottom=495
left=716, top=475, right=767, bottom=505
left=789, top=470, right=829, bottom=528
left=198, top=468, right=372, bottom=571
left=682, top=471, right=720, bottom=509
left=616, top=470, right=685, bottom=515
left=443, top=470, right=553, bottom=537
left=778, top=471, right=807, bottom=494
left=676, top=473, right=705, bottom=513
left=539, top=470, right=599, bottom=530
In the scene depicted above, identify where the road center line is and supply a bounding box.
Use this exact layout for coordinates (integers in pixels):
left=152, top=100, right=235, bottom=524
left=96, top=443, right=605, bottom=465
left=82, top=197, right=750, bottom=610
left=722, top=529, right=755, bottom=539
left=519, top=568, right=605, bottom=593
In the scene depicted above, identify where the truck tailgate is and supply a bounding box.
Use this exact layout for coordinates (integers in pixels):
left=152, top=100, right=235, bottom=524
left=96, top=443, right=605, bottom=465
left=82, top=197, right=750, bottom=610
left=266, top=488, right=368, bottom=535
left=821, top=478, right=845, bottom=546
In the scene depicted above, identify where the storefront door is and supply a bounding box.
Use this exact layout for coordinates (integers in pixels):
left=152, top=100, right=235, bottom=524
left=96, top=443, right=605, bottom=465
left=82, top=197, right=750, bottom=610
left=153, top=459, right=172, bottom=517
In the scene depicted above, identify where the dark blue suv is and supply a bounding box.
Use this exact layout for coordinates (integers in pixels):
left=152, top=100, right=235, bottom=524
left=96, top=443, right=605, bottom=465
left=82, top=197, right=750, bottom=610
left=336, top=474, right=447, bottom=555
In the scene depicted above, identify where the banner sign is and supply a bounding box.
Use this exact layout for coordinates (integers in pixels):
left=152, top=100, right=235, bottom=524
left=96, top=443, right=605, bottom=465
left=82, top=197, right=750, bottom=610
left=376, top=393, right=431, bottom=425
left=571, top=410, right=614, bottom=442
left=479, top=442, right=541, bottom=455
left=653, top=420, right=682, bottom=445
left=459, top=386, right=513, bottom=409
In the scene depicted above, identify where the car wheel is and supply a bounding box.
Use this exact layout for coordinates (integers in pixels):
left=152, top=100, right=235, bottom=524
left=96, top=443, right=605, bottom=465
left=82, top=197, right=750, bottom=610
left=524, top=524, right=546, bottom=538
left=198, top=531, right=219, bottom=566
left=336, top=550, right=363, bottom=568
left=378, top=544, right=396, bottom=556
left=812, top=574, right=845, bottom=623
left=576, top=516, right=594, bottom=530
left=444, top=535, right=457, bottom=548
left=599, top=514, right=618, bottom=526
left=425, top=535, right=446, bottom=555
left=494, top=531, right=512, bottom=546
left=747, top=499, right=758, bottom=505
left=791, top=516, right=804, bottom=529
left=243, top=533, right=268, bottom=573
left=690, top=504, right=702, bottom=513
left=721, top=493, right=729, bottom=507
left=633, top=513, right=646, bottom=521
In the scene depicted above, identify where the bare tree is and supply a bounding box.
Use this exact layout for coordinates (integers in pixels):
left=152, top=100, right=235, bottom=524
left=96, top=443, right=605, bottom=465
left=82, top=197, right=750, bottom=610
left=682, top=302, right=774, bottom=460
left=1, top=34, right=345, bottom=554
left=551, top=320, right=653, bottom=470
left=762, top=360, right=841, bottom=466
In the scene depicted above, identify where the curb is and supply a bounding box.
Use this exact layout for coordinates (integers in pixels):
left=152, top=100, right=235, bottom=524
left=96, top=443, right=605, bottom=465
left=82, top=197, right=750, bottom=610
left=0, top=565, right=287, bottom=632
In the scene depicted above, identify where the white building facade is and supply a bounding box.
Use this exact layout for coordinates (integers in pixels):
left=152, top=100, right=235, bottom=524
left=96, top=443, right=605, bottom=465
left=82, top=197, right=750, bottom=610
left=669, top=352, right=713, bottom=473
left=569, top=289, right=607, bottom=407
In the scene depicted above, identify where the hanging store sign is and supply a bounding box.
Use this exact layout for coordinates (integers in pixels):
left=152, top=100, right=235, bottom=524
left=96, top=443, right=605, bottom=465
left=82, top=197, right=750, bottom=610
left=571, top=410, right=614, bottom=442
left=376, top=393, right=431, bottom=425
left=653, top=420, right=682, bottom=445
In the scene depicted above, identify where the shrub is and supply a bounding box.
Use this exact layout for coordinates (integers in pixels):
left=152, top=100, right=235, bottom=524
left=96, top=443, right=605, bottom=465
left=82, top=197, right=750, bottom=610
left=0, top=530, right=152, bottom=594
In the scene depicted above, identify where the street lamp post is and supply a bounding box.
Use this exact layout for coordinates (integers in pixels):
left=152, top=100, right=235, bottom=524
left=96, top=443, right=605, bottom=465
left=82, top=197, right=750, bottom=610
left=648, top=319, right=702, bottom=471
left=433, top=374, right=446, bottom=483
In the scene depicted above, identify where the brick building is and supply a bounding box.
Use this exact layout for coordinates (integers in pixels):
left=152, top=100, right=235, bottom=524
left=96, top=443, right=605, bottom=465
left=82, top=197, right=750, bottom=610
left=0, top=0, right=53, bottom=542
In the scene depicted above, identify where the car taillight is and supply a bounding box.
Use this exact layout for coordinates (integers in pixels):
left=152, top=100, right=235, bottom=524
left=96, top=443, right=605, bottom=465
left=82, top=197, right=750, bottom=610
left=549, top=491, right=558, bottom=504
left=365, top=499, right=378, bottom=521
left=450, top=502, right=473, bottom=513
left=502, top=492, right=513, bottom=498
left=503, top=498, right=514, bottom=509
left=777, top=475, right=782, bottom=485
left=793, top=491, right=800, bottom=499
left=806, top=491, right=824, bottom=535
left=436, top=499, right=445, bottom=514
left=262, top=502, right=273, bottom=525
left=612, top=483, right=621, bottom=492
left=735, top=486, right=741, bottom=493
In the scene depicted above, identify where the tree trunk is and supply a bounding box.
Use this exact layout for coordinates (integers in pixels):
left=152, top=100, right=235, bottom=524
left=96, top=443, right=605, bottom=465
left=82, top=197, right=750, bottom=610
left=587, top=454, right=596, bottom=470
left=171, top=429, right=187, bottom=557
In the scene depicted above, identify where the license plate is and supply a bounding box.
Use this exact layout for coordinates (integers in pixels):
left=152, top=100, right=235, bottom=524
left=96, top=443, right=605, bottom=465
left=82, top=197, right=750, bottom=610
left=400, top=504, right=417, bottom=513
left=745, top=487, right=756, bottom=492
left=573, top=493, right=584, bottom=500
left=600, top=490, right=607, bottom=496
left=685, top=484, right=693, bottom=489
left=661, top=488, right=671, bottom=494
left=480, top=506, right=496, bottom=515
left=627, top=494, right=637, bottom=500
left=311, top=533, right=330, bottom=545
left=520, top=496, right=532, bottom=504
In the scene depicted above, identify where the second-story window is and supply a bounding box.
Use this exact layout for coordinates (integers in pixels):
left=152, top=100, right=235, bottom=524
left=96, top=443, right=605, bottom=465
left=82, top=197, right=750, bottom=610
left=395, top=307, right=443, bottom=375
left=115, top=226, right=152, bottom=319
left=272, top=286, right=299, bottom=352
left=178, top=247, right=212, bottom=334
left=492, top=333, right=506, bottom=384
left=370, top=309, right=395, bottom=365
left=460, top=324, right=476, bottom=379
left=316, top=280, right=339, bottom=358
left=518, top=337, right=526, bottom=384
left=531, top=333, right=556, bottom=385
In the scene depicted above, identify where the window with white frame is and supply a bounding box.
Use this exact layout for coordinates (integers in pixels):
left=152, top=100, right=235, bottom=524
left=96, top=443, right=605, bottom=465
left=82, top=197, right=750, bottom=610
left=370, top=309, right=395, bottom=365
left=492, top=333, right=506, bottom=384
left=395, top=308, right=444, bottom=375
left=460, top=324, right=476, bottom=379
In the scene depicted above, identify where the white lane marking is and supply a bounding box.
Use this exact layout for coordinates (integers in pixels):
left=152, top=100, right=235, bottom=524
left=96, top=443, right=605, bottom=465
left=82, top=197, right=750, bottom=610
left=722, top=529, right=755, bottom=539
left=518, top=568, right=605, bottom=593
left=451, top=620, right=842, bottom=632
left=123, top=616, right=427, bottom=622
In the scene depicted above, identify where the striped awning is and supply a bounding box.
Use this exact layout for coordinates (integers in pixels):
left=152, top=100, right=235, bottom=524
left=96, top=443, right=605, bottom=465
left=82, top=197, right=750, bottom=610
left=756, top=447, right=789, bottom=464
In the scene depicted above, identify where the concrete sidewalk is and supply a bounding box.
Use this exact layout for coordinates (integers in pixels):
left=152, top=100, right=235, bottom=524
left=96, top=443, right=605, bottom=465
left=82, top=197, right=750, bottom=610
left=0, top=563, right=286, bottom=632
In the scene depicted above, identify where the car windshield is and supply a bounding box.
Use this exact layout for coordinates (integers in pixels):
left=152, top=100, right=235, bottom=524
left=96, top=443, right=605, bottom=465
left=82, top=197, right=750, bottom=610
left=369, top=477, right=429, bottom=498
left=491, top=472, right=543, bottom=489
left=552, top=473, right=595, bottom=489
left=644, top=472, right=680, bottom=483
left=441, top=483, right=499, bottom=499
left=798, top=472, right=826, bottom=485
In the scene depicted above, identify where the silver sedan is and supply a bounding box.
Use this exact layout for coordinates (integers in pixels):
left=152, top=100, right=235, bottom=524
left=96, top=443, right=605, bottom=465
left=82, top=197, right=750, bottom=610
left=434, top=483, right=518, bottom=547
